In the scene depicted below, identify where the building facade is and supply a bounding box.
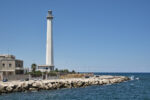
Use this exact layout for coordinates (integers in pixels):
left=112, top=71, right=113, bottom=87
left=0, top=54, right=24, bottom=76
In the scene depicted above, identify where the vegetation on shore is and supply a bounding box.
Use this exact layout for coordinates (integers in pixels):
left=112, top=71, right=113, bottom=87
left=29, top=63, right=76, bottom=77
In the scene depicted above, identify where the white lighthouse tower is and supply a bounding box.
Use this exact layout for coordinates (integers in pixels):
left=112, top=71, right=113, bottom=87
left=38, top=10, right=54, bottom=72
left=46, top=10, right=54, bottom=67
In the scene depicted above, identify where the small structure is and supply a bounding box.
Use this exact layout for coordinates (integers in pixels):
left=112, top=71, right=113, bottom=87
left=38, top=10, right=55, bottom=72
left=0, top=54, right=24, bottom=76
left=38, top=65, right=54, bottom=72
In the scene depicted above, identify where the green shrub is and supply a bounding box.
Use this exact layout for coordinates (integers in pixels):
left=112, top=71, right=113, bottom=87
left=48, top=72, right=57, bottom=76
left=30, top=71, right=42, bottom=77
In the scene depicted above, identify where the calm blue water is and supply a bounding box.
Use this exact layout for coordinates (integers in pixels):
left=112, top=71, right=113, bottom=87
left=0, top=73, right=150, bottom=100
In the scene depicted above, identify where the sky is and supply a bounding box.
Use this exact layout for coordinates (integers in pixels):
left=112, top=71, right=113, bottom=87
left=0, top=0, right=150, bottom=72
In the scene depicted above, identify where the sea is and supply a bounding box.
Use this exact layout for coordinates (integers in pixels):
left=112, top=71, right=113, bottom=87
left=0, top=73, right=150, bottom=100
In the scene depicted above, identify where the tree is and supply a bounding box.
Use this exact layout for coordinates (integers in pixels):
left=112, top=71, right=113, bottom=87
left=55, top=68, right=59, bottom=72
left=30, top=71, right=42, bottom=77
left=63, top=69, right=69, bottom=73
left=31, top=63, right=37, bottom=72
left=72, top=70, right=76, bottom=73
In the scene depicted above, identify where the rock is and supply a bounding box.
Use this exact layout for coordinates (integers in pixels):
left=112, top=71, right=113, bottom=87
left=13, top=83, right=22, bottom=92
left=110, top=79, right=119, bottom=84
left=43, top=85, right=49, bottom=90
left=29, top=88, right=38, bottom=91
left=0, top=84, right=7, bottom=93
left=77, top=81, right=83, bottom=87
left=32, top=81, right=42, bottom=88
left=0, top=84, right=5, bottom=91
left=21, top=82, right=29, bottom=89
left=0, top=75, right=130, bottom=94
left=101, top=79, right=110, bottom=84
left=48, top=83, right=52, bottom=89
left=6, top=86, right=13, bottom=92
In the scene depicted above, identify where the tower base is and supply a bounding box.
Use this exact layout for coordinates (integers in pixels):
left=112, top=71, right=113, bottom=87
left=38, top=65, right=54, bottom=72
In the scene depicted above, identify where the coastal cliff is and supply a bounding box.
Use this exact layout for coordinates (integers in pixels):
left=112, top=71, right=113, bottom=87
left=0, top=75, right=130, bottom=94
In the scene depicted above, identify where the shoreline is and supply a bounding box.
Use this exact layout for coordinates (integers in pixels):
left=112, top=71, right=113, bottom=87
left=0, top=75, right=130, bottom=94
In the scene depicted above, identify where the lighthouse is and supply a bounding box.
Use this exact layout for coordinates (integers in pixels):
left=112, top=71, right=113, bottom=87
left=38, top=10, right=54, bottom=72
left=46, top=10, right=54, bottom=67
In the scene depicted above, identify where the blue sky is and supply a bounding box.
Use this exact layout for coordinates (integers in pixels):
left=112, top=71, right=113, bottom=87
left=0, top=0, right=150, bottom=72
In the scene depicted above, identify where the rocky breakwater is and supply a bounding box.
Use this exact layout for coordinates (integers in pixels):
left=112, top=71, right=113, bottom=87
left=0, top=75, right=130, bottom=94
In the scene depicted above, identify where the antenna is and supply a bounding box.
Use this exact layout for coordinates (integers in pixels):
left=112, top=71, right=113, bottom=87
left=8, top=48, right=9, bottom=55
left=7, top=48, right=12, bottom=55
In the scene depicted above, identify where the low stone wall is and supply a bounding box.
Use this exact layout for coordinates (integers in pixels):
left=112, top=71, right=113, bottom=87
left=0, top=75, right=130, bottom=94
left=3, top=75, right=29, bottom=81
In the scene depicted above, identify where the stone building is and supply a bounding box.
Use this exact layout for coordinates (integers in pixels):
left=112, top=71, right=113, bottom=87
left=0, top=54, right=24, bottom=76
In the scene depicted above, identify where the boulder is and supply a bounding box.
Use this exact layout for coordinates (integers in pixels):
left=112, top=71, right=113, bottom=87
left=29, top=88, right=38, bottom=91
left=32, top=82, right=42, bottom=88
left=48, top=83, right=53, bottom=89
left=6, top=86, right=13, bottom=92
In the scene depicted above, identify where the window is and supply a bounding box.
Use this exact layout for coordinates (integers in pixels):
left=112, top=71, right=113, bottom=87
left=3, top=72, right=6, bottom=76
left=18, top=64, right=21, bottom=67
left=2, top=63, right=5, bottom=67
left=50, top=67, right=53, bottom=70
left=9, top=64, right=12, bottom=67
left=9, top=72, right=12, bottom=75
